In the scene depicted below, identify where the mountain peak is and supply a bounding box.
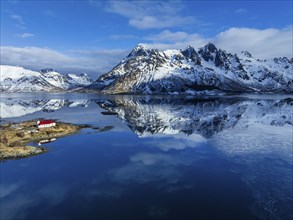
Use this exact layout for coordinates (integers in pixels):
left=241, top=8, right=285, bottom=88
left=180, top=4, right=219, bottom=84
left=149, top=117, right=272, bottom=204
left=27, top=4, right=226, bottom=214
left=186, top=45, right=194, bottom=49
left=132, top=43, right=151, bottom=53
left=80, top=72, right=88, bottom=77
left=241, top=51, right=253, bottom=58
left=0, top=65, right=93, bottom=92
left=135, top=43, right=147, bottom=49
left=95, top=42, right=292, bottom=94
left=182, top=45, right=196, bottom=52
left=198, top=43, right=218, bottom=62
left=203, top=43, right=217, bottom=53
left=181, top=46, right=201, bottom=65
left=127, top=44, right=150, bottom=57
left=40, top=68, right=55, bottom=74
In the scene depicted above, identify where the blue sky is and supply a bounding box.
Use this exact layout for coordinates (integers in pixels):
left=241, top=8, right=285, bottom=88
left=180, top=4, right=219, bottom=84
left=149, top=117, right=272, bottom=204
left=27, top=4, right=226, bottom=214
left=1, top=0, right=292, bottom=77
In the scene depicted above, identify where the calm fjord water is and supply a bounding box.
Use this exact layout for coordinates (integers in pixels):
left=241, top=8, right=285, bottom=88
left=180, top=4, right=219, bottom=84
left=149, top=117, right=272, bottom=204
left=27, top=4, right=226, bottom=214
left=1, top=93, right=292, bottom=220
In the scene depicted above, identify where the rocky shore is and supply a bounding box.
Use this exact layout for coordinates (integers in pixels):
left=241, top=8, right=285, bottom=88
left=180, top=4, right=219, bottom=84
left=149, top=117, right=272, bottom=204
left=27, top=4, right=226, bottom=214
left=0, top=120, right=82, bottom=160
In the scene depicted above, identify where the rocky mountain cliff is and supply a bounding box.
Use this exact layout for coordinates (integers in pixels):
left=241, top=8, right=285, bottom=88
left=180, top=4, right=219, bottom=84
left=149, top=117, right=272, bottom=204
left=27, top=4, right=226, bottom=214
left=91, top=43, right=292, bottom=94
left=0, top=65, right=93, bottom=92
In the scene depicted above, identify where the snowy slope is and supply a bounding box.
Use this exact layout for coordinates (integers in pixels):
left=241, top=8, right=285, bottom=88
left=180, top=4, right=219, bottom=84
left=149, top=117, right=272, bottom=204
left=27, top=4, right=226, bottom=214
left=91, top=43, right=292, bottom=94
left=0, top=66, right=93, bottom=92
left=66, top=73, right=92, bottom=86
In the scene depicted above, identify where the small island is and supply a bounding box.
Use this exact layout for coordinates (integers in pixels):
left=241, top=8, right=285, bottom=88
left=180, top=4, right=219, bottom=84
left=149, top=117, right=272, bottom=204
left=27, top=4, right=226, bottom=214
left=0, top=120, right=82, bottom=160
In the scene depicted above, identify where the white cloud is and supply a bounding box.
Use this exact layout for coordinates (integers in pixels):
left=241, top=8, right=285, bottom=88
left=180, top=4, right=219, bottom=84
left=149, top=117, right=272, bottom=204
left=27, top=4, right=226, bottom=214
left=10, top=14, right=25, bottom=25
left=235, top=8, right=247, bottom=14
left=42, top=10, right=56, bottom=17
left=129, top=15, right=194, bottom=30
left=145, top=30, right=190, bottom=42
left=144, top=30, right=207, bottom=48
left=104, top=1, right=195, bottom=29
left=0, top=46, right=129, bottom=78
left=214, top=27, right=293, bottom=58
left=9, top=13, right=26, bottom=29
left=15, top=33, right=34, bottom=38
left=143, top=27, right=293, bottom=58
left=2, top=27, right=291, bottom=79
left=105, top=1, right=182, bottom=18
left=143, top=30, right=208, bottom=50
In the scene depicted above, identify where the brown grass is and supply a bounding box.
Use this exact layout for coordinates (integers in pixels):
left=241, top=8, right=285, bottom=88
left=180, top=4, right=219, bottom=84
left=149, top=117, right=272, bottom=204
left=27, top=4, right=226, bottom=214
left=0, top=120, right=81, bottom=160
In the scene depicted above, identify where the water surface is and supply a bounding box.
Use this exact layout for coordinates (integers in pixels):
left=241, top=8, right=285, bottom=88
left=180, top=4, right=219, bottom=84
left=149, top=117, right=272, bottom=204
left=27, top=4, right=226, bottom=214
left=1, top=93, right=292, bottom=220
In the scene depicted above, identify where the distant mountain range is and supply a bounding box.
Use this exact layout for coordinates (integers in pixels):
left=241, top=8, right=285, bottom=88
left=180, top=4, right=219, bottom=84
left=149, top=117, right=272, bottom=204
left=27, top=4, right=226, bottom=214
left=1, top=43, right=292, bottom=93
left=90, top=43, right=292, bottom=94
left=0, top=65, right=93, bottom=92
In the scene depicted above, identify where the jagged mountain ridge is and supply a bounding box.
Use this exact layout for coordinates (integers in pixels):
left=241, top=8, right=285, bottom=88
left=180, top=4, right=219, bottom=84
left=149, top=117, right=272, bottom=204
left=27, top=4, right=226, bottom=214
left=91, top=43, right=293, bottom=94
left=0, top=65, right=93, bottom=92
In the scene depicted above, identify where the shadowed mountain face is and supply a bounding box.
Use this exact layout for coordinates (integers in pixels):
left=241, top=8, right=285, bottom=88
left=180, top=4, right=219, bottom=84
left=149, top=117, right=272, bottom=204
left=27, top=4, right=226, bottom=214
left=97, top=96, right=293, bottom=138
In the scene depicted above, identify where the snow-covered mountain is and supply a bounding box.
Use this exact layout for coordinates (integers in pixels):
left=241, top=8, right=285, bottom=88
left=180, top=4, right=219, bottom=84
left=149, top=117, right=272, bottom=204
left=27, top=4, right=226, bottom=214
left=0, top=65, right=93, bottom=92
left=91, top=43, right=293, bottom=94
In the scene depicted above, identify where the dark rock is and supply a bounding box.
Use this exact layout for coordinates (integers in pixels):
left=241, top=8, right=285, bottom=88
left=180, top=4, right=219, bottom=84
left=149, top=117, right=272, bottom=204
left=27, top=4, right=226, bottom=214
left=241, top=51, right=252, bottom=58
left=181, top=46, right=201, bottom=65
left=40, top=68, right=55, bottom=73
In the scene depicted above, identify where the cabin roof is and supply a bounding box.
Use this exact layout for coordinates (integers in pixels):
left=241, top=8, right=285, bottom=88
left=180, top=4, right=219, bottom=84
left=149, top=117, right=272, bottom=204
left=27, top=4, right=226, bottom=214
left=37, top=120, right=55, bottom=125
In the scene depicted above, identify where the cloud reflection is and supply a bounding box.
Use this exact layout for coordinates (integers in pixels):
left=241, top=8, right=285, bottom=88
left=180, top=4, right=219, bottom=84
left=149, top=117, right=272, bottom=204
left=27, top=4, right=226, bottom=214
left=0, top=182, right=69, bottom=220
left=144, top=133, right=207, bottom=151
left=213, top=123, right=293, bottom=219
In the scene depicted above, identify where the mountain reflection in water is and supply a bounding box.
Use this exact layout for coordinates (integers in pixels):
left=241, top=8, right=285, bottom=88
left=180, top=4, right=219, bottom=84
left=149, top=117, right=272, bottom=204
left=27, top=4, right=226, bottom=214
left=97, top=96, right=292, bottom=137
left=0, top=94, right=292, bottom=220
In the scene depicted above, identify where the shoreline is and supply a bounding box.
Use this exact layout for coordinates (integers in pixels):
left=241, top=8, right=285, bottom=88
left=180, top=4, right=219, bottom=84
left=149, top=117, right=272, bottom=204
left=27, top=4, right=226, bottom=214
left=0, top=120, right=83, bottom=160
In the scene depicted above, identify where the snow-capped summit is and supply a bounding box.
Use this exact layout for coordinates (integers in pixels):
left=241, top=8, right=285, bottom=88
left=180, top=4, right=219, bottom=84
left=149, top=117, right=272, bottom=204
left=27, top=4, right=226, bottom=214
left=199, top=43, right=218, bottom=56
left=181, top=46, right=201, bottom=65
left=66, top=73, right=93, bottom=86
left=90, top=43, right=292, bottom=94
left=241, top=51, right=253, bottom=58
left=126, top=43, right=158, bottom=59
left=0, top=65, right=93, bottom=92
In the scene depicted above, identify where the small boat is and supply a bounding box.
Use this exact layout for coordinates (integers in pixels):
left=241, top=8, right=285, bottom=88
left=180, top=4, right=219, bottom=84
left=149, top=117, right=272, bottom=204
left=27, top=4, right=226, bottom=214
left=101, top=111, right=118, bottom=115
left=38, top=138, right=56, bottom=146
